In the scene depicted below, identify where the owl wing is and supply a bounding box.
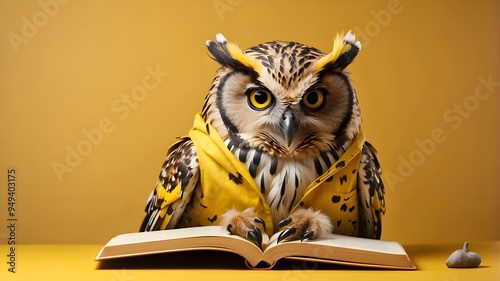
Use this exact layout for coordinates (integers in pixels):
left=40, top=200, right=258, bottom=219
left=140, top=137, right=200, bottom=231
left=357, top=142, right=386, bottom=239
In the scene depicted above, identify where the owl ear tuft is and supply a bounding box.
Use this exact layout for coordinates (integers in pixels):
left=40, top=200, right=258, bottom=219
left=315, top=30, right=361, bottom=72
left=206, top=33, right=261, bottom=75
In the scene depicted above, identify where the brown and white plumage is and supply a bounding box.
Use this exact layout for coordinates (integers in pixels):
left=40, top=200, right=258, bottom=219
left=140, top=32, right=385, bottom=246
left=140, top=138, right=199, bottom=231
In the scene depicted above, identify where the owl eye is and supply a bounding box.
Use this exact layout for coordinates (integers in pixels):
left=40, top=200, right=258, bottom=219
left=302, top=90, right=325, bottom=110
left=248, top=89, right=273, bottom=110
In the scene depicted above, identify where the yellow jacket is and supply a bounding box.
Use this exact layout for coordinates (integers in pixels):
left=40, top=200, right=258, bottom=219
left=172, top=113, right=365, bottom=237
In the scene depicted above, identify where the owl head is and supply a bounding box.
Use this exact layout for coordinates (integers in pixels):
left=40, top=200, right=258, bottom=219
left=203, top=32, right=362, bottom=159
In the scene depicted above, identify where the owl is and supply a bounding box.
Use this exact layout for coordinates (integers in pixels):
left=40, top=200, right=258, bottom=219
left=140, top=31, right=385, bottom=248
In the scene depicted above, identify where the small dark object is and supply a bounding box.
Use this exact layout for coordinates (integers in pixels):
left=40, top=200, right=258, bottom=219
left=445, top=241, right=481, bottom=268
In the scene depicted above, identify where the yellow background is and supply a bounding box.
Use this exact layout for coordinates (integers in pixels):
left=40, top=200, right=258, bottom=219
left=0, top=0, right=499, bottom=245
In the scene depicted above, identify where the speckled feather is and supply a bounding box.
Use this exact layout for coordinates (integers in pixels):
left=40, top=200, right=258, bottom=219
left=140, top=138, right=199, bottom=231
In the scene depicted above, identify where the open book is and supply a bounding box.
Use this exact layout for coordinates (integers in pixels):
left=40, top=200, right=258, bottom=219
left=95, top=226, right=415, bottom=269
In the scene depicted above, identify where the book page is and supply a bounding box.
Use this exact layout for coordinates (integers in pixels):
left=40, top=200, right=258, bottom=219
left=268, top=233, right=407, bottom=255
left=264, top=232, right=414, bottom=269
left=105, top=226, right=233, bottom=246
left=96, top=226, right=270, bottom=267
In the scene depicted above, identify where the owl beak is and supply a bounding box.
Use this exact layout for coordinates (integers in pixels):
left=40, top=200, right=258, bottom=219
left=281, top=110, right=294, bottom=147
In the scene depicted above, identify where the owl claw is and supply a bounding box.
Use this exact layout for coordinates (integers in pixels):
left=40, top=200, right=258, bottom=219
left=254, top=217, right=266, bottom=231
left=277, top=227, right=297, bottom=244
left=276, top=208, right=333, bottom=243
left=247, top=225, right=263, bottom=250
left=222, top=209, right=266, bottom=250
left=301, top=230, right=315, bottom=242
left=277, top=217, right=292, bottom=230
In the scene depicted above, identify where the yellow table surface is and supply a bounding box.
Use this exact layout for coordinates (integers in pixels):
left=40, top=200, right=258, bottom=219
left=1, top=242, right=499, bottom=280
